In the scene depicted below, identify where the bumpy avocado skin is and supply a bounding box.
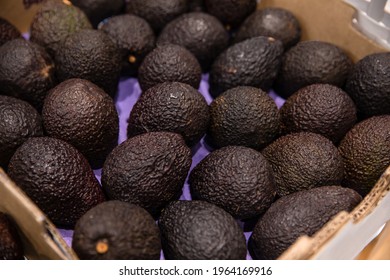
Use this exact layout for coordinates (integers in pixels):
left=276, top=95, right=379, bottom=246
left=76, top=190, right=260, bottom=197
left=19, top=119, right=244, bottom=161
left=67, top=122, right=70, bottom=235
left=205, top=0, right=256, bottom=28
left=0, top=18, right=21, bottom=46
left=280, top=84, right=357, bottom=143
left=339, top=115, right=390, bottom=196
left=190, top=146, right=276, bottom=220
left=262, top=132, right=344, bottom=197
left=274, top=41, right=353, bottom=98
left=71, top=0, right=124, bottom=27
left=0, top=213, right=24, bottom=260
left=55, top=29, right=121, bottom=97
left=159, top=200, right=247, bottom=260
left=30, top=0, right=92, bottom=56
left=209, top=36, right=283, bottom=98
left=126, top=0, right=188, bottom=33
left=0, top=39, right=56, bottom=111
left=249, top=186, right=362, bottom=260
left=208, top=86, right=281, bottom=149
left=157, top=12, right=229, bottom=71
left=234, top=8, right=301, bottom=49
left=345, top=52, right=390, bottom=118
left=0, top=96, right=43, bottom=169
left=127, top=82, right=209, bottom=147
left=42, top=79, right=119, bottom=169
left=7, top=137, right=105, bottom=228
left=72, top=201, right=161, bottom=260
left=99, top=14, right=155, bottom=76
left=138, top=44, right=202, bottom=91
left=101, top=132, right=192, bottom=217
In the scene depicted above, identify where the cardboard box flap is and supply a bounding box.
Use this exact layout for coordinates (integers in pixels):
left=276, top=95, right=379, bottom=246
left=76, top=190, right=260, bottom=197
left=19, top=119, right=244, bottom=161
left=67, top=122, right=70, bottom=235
left=0, top=169, right=78, bottom=260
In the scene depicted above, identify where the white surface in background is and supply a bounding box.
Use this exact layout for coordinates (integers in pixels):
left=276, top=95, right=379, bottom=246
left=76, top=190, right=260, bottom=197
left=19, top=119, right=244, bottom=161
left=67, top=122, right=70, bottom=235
left=345, top=0, right=390, bottom=48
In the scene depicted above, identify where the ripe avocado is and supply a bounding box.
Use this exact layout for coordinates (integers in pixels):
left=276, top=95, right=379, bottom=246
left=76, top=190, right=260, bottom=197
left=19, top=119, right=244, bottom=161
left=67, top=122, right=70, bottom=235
left=209, top=36, right=283, bottom=98
left=159, top=200, right=247, bottom=260
left=138, top=44, right=201, bottom=91
left=42, top=79, right=119, bottom=169
left=157, top=12, right=229, bottom=71
left=190, top=146, right=276, bottom=220
left=345, top=52, right=390, bottom=118
left=7, top=137, right=105, bottom=228
left=234, top=8, right=301, bottom=49
left=30, top=0, right=92, bottom=56
left=101, top=132, right=192, bottom=217
left=274, top=41, right=353, bottom=98
left=249, top=186, right=362, bottom=259
left=262, top=132, right=344, bottom=196
left=0, top=39, right=56, bottom=111
left=70, top=0, right=125, bottom=27
left=55, top=29, right=121, bottom=97
left=205, top=0, right=256, bottom=28
left=127, top=82, right=209, bottom=147
left=0, top=213, right=24, bottom=260
left=72, top=201, right=161, bottom=260
left=0, top=18, right=21, bottom=46
left=126, top=0, right=188, bottom=33
left=0, top=96, right=43, bottom=170
left=99, top=14, right=155, bottom=76
left=280, top=84, right=357, bottom=143
left=208, top=86, right=281, bottom=150
left=339, top=115, right=390, bottom=196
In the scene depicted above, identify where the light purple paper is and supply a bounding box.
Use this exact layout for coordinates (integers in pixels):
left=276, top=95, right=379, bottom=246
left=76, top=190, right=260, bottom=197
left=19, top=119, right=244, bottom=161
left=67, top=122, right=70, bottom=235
left=59, top=75, right=286, bottom=260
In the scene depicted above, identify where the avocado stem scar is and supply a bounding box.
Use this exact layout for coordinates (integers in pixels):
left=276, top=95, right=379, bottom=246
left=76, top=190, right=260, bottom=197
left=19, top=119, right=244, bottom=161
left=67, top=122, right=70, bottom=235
left=128, top=55, right=137, bottom=64
left=96, top=239, right=109, bottom=254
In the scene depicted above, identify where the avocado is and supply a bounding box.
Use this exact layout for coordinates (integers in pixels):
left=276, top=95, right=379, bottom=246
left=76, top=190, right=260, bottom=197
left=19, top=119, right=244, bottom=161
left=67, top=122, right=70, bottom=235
left=274, top=41, right=353, bottom=98
left=205, top=0, right=256, bottom=29
left=127, top=82, right=209, bottom=147
left=138, top=44, right=202, bottom=91
left=42, top=79, right=119, bottom=169
left=72, top=201, right=161, bottom=260
left=30, top=0, right=92, bottom=56
left=0, top=39, right=56, bottom=111
left=345, top=52, right=390, bottom=118
left=126, top=0, right=188, bottom=33
left=55, top=29, right=121, bottom=97
left=190, top=146, right=276, bottom=220
left=7, top=137, right=105, bottom=228
left=280, top=84, right=357, bottom=143
left=0, top=18, right=21, bottom=46
left=71, top=0, right=124, bottom=27
left=99, top=14, right=155, bottom=76
left=0, top=96, right=43, bottom=170
left=209, top=36, right=283, bottom=98
left=101, top=132, right=192, bottom=217
left=249, top=186, right=362, bottom=259
left=159, top=200, right=247, bottom=260
left=339, top=115, right=390, bottom=196
left=208, top=86, right=281, bottom=150
left=157, top=12, right=229, bottom=71
left=234, top=8, right=301, bottom=50
left=262, top=132, right=344, bottom=196
left=0, top=213, right=24, bottom=260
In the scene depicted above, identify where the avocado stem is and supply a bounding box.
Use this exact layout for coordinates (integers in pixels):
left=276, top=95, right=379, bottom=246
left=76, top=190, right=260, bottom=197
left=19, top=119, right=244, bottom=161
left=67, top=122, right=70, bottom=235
left=128, top=55, right=137, bottom=64
left=96, top=239, right=109, bottom=254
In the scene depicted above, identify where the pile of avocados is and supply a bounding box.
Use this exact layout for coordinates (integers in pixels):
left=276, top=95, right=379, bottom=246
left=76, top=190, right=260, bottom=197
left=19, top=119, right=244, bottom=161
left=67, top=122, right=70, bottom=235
left=0, top=0, right=389, bottom=260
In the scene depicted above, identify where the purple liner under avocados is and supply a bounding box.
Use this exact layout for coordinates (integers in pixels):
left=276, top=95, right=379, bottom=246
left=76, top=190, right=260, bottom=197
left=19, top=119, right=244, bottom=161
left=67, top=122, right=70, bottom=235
left=59, top=74, right=286, bottom=260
